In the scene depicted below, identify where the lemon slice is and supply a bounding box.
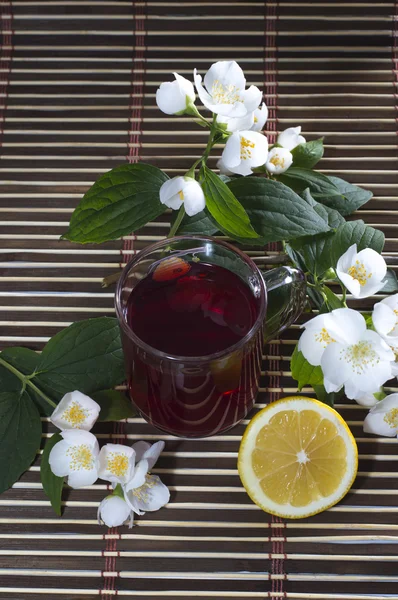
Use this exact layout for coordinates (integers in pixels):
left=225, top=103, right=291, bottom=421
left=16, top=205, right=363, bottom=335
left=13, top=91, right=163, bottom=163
left=238, top=396, right=358, bottom=519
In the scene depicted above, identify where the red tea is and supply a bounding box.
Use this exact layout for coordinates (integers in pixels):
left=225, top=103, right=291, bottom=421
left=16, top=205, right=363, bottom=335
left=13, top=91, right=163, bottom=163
left=125, top=260, right=263, bottom=437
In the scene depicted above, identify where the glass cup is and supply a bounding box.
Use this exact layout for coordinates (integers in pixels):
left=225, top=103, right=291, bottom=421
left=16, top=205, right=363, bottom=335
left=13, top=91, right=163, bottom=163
left=115, top=236, right=306, bottom=438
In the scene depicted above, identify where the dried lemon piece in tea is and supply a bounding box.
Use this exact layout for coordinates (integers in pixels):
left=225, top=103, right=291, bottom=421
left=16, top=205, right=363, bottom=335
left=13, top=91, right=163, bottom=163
left=238, top=396, right=358, bottom=519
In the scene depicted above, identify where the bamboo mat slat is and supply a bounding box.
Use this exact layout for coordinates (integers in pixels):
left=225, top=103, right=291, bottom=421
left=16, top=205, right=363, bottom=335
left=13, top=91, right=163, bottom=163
left=1, top=0, right=398, bottom=599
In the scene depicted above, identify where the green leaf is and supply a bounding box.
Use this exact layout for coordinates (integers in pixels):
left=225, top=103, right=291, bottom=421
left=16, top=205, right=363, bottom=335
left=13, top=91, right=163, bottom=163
left=381, top=269, right=398, bottom=293
left=326, top=176, right=373, bottom=216
left=0, top=390, right=42, bottom=494
left=278, top=167, right=342, bottom=202
left=173, top=209, right=218, bottom=236
left=313, top=384, right=343, bottom=408
left=227, top=177, right=330, bottom=245
left=301, top=188, right=345, bottom=230
left=322, top=286, right=345, bottom=310
left=92, top=389, right=137, bottom=421
left=290, top=346, right=324, bottom=391
left=0, top=348, right=52, bottom=415
left=331, top=220, right=384, bottom=266
left=34, top=317, right=125, bottom=400
left=289, top=232, right=335, bottom=278
left=291, top=138, right=324, bottom=169
left=200, top=165, right=259, bottom=239
left=40, top=433, right=64, bottom=516
left=62, top=163, right=168, bottom=244
left=287, top=190, right=345, bottom=277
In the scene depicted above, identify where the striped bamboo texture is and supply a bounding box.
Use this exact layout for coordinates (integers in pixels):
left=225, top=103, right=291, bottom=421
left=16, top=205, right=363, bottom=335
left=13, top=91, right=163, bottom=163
left=1, top=0, right=398, bottom=599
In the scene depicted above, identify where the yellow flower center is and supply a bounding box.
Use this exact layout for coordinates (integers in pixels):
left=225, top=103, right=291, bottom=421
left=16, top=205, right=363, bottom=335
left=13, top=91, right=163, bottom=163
left=270, top=155, right=285, bottom=169
left=67, top=444, right=94, bottom=471
left=341, top=341, right=378, bottom=374
left=131, top=475, right=157, bottom=502
left=178, top=190, right=184, bottom=200
left=107, top=452, right=129, bottom=477
left=240, top=137, right=255, bottom=160
left=253, top=116, right=258, bottom=123
left=314, top=327, right=336, bottom=348
left=62, top=401, right=90, bottom=428
left=384, top=408, right=398, bottom=430
left=211, top=80, right=241, bottom=105
left=347, top=260, right=372, bottom=286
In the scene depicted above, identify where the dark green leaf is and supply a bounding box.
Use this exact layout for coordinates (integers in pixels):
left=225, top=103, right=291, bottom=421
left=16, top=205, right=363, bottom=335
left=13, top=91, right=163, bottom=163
left=331, top=220, right=384, bottom=266
left=0, top=348, right=52, bottom=415
left=323, top=286, right=345, bottom=310
left=92, top=389, right=137, bottom=421
left=173, top=209, right=218, bottom=236
left=290, top=346, right=324, bottom=391
left=34, top=317, right=125, bottom=400
left=227, top=177, right=330, bottom=245
left=381, top=269, right=398, bottom=293
left=291, top=138, right=324, bottom=169
left=313, top=384, right=343, bottom=407
left=326, top=176, right=373, bottom=216
left=200, top=166, right=259, bottom=239
left=301, top=188, right=345, bottom=230
left=0, top=391, right=42, bottom=494
left=40, top=433, right=64, bottom=516
left=289, top=232, right=335, bottom=278
left=62, top=163, right=168, bottom=244
left=278, top=167, right=342, bottom=202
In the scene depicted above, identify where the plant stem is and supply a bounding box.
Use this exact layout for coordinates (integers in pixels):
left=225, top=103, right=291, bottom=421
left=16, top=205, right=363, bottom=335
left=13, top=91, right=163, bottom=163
left=341, top=284, right=347, bottom=307
left=168, top=204, right=186, bottom=238
left=201, top=114, right=218, bottom=164
left=0, top=357, right=57, bottom=409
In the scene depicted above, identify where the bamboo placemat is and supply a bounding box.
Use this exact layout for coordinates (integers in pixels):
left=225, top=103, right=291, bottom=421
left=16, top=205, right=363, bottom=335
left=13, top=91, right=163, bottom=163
left=1, top=0, right=398, bottom=598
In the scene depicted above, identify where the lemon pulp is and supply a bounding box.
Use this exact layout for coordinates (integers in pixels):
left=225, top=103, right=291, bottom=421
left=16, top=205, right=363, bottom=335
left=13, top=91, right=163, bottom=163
left=238, top=397, right=358, bottom=519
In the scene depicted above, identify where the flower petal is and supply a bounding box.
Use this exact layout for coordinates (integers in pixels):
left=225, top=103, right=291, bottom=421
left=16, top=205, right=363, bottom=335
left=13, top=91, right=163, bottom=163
left=353, top=390, right=380, bottom=407
left=48, top=440, right=71, bottom=477
left=221, top=132, right=242, bottom=169
left=265, top=147, right=293, bottom=174
left=173, top=72, right=195, bottom=102
left=156, top=80, right=187, bottom=115
left=251, top=103, right=268, bottom=132
left=321, top=342, right=352, bottom=389
left=217, top=112, right=254, bottom=133
left=336, top=271, right=361, bottom=298
left=98, top=444, right=136, bottom=485
left=67, top=467, right=98, bottom=489
left=183, top=180, right=206, bottom=217
left=132, top=441, right=151, bottom=462
left=373, top=305, right=397, bottom=339
left=129, top=475, right=170, bottom=513
left=239, top=85, right=263, bottom=114
left=125, top=459, right=149, bottom=491
left=98, top=495, right=131, bottom=527
left=330, top=307, right=366, bottom=345
left=204, top=61, right=246, bottom=94
left=50, top=390, right=100, bottom=432
left=277, top=126, right=306, bottom=150
left=142, top=441, right=165, bottom=470
left=336, top=243, right=357, bottom=273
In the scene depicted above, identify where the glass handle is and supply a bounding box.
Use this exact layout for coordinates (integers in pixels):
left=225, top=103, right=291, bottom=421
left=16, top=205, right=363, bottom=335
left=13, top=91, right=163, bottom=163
left=261, top=266, right=307, bottom=343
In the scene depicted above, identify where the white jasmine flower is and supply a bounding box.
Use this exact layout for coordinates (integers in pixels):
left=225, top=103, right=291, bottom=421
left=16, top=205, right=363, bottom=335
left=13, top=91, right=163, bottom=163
left=265, top=147, right=293, bottom=174
left=49, top=430, right=99, bottom=489
left=50, top=390, right=100, bottom=431
left=320, top=311, right=394, bottom=400
left=98, top=443, right=135, bottom=485
left=216, top=157, right=234, bottom=177
left=298, top=308, right=365, bottom=367
left=251, top=103, right=268, bottom=132
left=156, top=72, right=195, bottom=115
left=194, top=61, right=262, bottom=118
left=221, top=130, right=268, bottom=176
left=336, top=244, right=387, bottom=299
left=277, top=126, right=306, bottom=151
left=98, top=494, right=131, bottom=527
left=363, top=394, right=398, bottom=437
left=159, top=176, right=205, bottom=217
left=124, top=441, right=169, bottom=516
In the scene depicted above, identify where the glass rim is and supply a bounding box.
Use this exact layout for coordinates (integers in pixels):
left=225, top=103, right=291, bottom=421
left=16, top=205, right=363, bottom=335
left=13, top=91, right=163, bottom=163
left=115, top=235, right=267, bottom=363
